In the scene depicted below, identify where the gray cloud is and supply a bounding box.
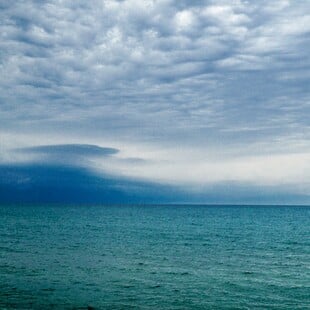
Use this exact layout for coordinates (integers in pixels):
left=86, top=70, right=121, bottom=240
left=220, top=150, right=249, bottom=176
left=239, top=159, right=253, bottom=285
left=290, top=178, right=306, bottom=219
left=18, top=144, right=119, bottom=157
left=0, top=0, right=309, bottom=199
left=12, top=143, right=121, bottom=168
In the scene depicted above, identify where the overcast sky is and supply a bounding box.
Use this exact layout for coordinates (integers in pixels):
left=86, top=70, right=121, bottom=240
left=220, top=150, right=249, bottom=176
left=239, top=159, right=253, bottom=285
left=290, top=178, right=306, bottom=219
left=0, top=0, right=309, bottom=203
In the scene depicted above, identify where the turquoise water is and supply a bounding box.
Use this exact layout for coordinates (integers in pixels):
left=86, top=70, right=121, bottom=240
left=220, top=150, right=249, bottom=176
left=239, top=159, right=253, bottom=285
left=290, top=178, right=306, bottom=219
left=0, top=205, right=309, bottom=309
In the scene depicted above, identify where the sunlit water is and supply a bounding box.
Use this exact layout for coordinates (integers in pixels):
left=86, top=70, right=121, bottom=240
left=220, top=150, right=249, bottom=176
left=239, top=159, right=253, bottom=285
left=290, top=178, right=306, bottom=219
left=0, top=205, right=309, bottom=309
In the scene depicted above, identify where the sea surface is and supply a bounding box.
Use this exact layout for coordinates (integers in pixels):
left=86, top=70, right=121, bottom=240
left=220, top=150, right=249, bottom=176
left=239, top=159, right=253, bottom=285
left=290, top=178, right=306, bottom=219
left=0, top=205, right=309, bottom=309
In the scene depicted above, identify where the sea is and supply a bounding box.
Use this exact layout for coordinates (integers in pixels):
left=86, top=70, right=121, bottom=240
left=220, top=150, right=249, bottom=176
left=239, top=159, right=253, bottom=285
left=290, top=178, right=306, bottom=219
left=0, top=205, right=309, bottom=309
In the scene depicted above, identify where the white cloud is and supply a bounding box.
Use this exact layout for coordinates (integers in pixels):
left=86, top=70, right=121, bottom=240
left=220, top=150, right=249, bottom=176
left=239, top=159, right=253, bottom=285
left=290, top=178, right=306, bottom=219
left=174, top=10, right=196, bottom=32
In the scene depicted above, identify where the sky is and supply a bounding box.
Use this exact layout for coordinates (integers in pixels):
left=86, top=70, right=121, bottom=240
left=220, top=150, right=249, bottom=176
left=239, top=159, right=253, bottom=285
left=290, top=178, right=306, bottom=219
left=0, top=0, right=309, bottom=204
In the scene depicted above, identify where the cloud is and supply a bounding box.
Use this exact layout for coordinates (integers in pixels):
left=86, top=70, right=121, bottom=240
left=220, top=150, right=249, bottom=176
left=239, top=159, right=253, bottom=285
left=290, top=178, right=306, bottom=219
left=6, top=143, right=119, bottom=169
left=0, top=163, right=308, bottom=205
left=0, top=0, right=309, bottom=203
left=18, top=144, right=118, bottom=158
left=0, top=163, right=183, bottom=204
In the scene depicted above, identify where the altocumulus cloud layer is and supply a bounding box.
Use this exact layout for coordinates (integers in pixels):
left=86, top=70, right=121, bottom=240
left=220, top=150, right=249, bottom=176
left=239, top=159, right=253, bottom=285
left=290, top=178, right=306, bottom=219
left=0, top=0, right=309, bottom=203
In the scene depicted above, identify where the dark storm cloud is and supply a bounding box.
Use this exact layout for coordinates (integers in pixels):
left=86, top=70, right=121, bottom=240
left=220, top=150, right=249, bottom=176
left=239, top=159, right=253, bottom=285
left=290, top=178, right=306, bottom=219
left=0, top=163, right=185, bottom=204
left=18, top=144, right=119, bottom=157
left=0, top=163, right=308, bottom=205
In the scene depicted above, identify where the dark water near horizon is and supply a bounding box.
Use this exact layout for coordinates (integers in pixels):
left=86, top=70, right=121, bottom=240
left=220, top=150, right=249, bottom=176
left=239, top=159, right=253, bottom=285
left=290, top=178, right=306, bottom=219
left=0, top=205, right=309, bottom=309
